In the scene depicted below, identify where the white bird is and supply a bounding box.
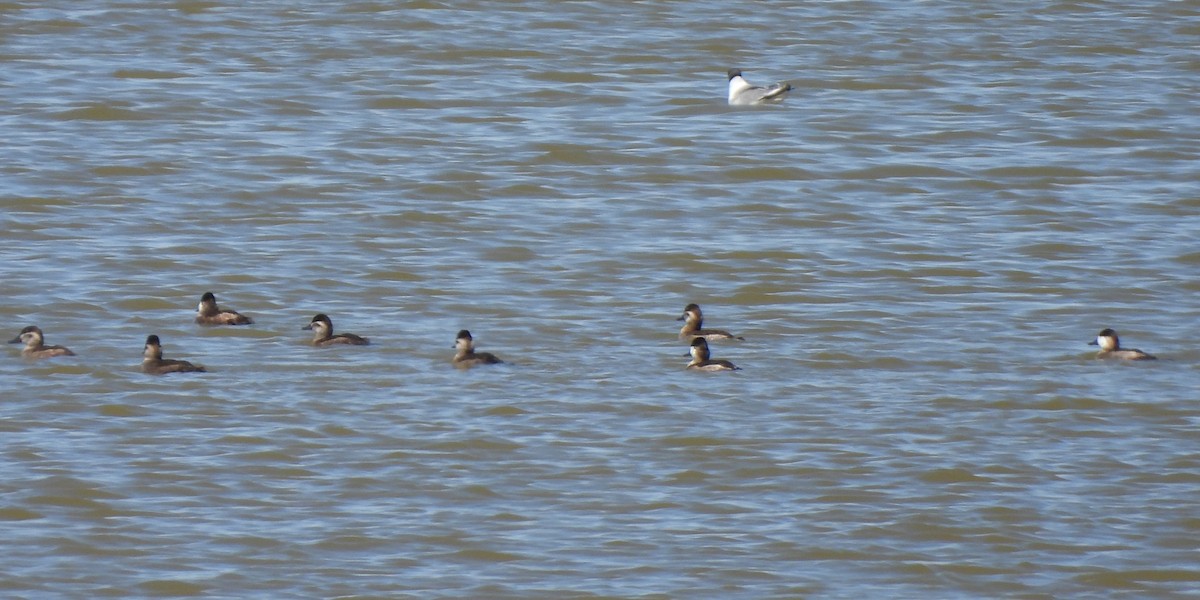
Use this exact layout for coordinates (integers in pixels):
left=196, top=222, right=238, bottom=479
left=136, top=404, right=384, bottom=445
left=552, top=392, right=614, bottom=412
left=727, top=68, right=793, bottom=105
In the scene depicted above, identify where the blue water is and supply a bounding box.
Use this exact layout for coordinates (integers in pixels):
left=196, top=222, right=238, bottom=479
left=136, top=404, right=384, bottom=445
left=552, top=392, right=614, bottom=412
left=2, top=2, right=1198, bottom=598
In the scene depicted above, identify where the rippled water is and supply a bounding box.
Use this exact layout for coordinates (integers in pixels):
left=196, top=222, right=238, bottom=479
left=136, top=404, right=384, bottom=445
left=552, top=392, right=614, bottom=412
left=3, top=1, right=1198, bottom=598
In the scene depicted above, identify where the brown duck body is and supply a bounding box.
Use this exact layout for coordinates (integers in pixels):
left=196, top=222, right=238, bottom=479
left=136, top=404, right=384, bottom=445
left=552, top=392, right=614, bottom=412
left=305, top=314, right=369, bottom=346
left=195, top=292, right=253, bottom=325
left=9, top=326, right=75, bottom=359
left=142, top=335, right=206, bottom=374
left=686, top=337, right=740, bottom=372
left=453, top=330, right=503, bottom=368
left=677, top=303, right=744, bottom=341
left=1089, top=328, right=1156, bottom=360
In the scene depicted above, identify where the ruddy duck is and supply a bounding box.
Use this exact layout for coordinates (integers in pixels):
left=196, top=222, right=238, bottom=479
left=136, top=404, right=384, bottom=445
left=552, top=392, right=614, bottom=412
left=453, top=329, right=503, bottom=367
left=195, top=291, right=253, bottom=326
left=142, top=334, right=206, bottom=374
left=678, top=303, right=744, bottom=341
left=727, top=68, right=793, bottom=106
left=1089, top=328, right=1156, bottom=360
left=687, top=337, right=740, bottom=371
left=8, top=325, right=75, bottom=359
left=304, top=313, right=369, bottom=346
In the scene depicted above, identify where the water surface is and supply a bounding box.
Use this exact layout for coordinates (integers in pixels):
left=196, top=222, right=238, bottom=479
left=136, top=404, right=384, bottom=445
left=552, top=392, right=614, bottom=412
left=2, top=1, right=1198, bottom=598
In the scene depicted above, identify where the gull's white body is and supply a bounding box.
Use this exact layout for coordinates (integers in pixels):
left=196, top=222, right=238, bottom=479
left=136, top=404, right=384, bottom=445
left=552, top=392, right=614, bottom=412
left=727, top=68, right=793, bottom=106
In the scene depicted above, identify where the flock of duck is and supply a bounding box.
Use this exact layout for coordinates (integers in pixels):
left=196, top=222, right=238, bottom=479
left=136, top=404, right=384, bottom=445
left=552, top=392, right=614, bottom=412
left=8, top=291, right=1157, bottom=375
left=4, top=70, right=1163, bottom=371
left=6, top=69, right=801, bottom=374
left=6, top=294, right=748, bottom=374
left=6, top=69, right=797, bottom=373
